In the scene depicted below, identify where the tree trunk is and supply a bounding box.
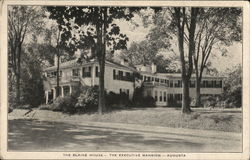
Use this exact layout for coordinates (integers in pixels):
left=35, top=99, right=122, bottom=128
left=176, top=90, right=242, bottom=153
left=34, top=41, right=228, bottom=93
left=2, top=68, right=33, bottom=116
left=97, top=8, right=107, bottom=114
left=182, top=77, right=191, bottom=113
left=56, top=54, right=60, bottom=97
left=98, top=59, right=106, bottom=114
left=195, top=77, right=201, bottom=107
left=16, top=44, right=22, bottom=104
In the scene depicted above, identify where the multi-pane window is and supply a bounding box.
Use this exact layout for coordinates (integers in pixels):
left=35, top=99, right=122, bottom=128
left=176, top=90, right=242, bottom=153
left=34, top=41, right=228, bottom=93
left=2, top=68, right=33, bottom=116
left=155, top=91, right=158, bottom=101
left=119, top=71, right=124, bottom=80
left=169, top=80, right=173, bottom=87
left=47, top=71, right=62, bottom=78
left=159, top=91, right=163, bottom=102
left=175, top=94, right=182, bottom=101
left=190, top=80, right=195, bottom=88
left=174, top=80, right=182, bottom=88
left=72, top=68, right=79, bottom=77
left=95, top=66, right=99, bottom=77
left=201, top=80, right=222, bottom=88
left=82, top=67, right=91, bottom=77
left=216, top=80, right=222, bottom=88
left=168, top=94, right=174, bottom=102
left=160, top=79, right=165, bottom=83
left=113, top=69, right=134, bottom=82
left=166, top=80, right=169, bottom=87
left=113, top=69, right=116, bottom=79
left=163, top=92, right=167, bottom=102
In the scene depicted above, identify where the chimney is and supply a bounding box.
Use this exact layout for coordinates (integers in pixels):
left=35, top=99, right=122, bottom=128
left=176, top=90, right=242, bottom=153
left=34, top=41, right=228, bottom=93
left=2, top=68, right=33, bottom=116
left=120, top=59, right=128, bottom=66
left=151, top=63, right=157, bottom=73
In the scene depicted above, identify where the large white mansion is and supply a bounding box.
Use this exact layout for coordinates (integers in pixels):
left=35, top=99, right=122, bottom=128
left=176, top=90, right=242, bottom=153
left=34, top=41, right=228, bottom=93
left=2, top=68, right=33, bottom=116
left=43, top=58, right=224, bottom=106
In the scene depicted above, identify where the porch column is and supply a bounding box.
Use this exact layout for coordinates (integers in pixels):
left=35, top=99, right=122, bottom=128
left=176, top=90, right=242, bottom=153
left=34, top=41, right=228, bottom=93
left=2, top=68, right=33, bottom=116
left=53, top=88, right=56, bottom=99
left=61, top=86, right=64, bottom=97
left=91, top=65, right=95, bottom=86
left=45, top=91, right=49, bottom=104
left=69, top=85, right=72, bottom=94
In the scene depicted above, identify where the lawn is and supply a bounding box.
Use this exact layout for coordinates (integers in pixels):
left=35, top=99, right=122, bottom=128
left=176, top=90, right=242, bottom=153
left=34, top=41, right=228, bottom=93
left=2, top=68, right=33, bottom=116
left=10, top=107, right=242, bottom=133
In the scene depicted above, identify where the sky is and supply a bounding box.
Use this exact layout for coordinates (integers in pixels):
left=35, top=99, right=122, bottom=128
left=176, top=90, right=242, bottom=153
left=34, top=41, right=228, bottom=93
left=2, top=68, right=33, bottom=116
left=115, top=13, right=242, bottom=73
left=40, top=8, right=242, bottom=73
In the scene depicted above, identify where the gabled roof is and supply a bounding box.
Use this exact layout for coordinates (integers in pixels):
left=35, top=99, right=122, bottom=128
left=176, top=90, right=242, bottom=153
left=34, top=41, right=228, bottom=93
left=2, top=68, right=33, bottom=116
left=44, top=58, right=137, bottom=72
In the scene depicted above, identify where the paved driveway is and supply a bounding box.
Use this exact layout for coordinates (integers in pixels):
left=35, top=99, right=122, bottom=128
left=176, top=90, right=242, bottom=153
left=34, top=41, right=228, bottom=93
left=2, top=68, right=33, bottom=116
left=8, top=119, right=242, bottom=152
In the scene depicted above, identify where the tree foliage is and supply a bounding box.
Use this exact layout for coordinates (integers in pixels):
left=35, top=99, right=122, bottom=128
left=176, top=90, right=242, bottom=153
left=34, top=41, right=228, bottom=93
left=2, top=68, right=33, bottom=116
left=8, top=6, right=45, bottom=104
left=223, top=65, right=242, bottom=108
left=46, top=6, right=147, bottom=113
left=193, top=8, right=242, bottom=106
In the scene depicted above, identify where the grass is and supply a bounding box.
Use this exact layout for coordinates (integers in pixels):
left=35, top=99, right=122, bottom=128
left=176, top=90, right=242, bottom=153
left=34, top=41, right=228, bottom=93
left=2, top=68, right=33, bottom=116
left=60, top=107, right=242, bottom=133
left=9, top=107, right=242, bottom=133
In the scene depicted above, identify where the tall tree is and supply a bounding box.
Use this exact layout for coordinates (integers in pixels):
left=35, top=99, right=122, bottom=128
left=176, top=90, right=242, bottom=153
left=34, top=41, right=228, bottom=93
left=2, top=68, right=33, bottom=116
left=170, top=7, right=199, bottom=113
left=8, top=6, right=45, bottom=104
left=193, top=8, right=242, bottom=106
left=119, top=40, right=173, bottom=73
left=47, top=7, right=149, bottom=114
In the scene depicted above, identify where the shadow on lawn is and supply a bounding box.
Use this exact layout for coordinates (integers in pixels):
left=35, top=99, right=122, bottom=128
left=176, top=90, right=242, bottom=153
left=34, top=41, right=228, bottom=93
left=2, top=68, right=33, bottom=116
left=8, top=119, right=204, bottom=151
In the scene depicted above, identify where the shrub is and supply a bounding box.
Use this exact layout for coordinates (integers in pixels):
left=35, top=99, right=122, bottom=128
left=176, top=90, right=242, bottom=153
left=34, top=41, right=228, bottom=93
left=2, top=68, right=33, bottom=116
left=201, top=95, right=224, bottom=108
left=8, top=91, right=17, bottom=109
left=51, top=95, right=77, bottom=113
left=38, top=104, right=52, bottom=110
left=106, top=91, right=130, bottom=109
left=132, top=87, right=144, bottom=105
left=8, top=106, right=13, bottom=113
left=223, top=65, right=242, bottom=108
left=141, top=96, right=156, bottom=107
left=75, top=86, right=99, bottom=112
left=167, top=100, right=181, bottom=107
left=17, top=104, right=32, bottom=109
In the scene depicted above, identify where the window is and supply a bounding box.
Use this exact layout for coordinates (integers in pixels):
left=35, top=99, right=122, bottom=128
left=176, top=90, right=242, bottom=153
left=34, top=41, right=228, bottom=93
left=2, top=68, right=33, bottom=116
left=151, top=77, right=154, bottom=81
left=168, top=94, right=174, bottom=102
left=113, top=70, right=134, bottom=82
left=207, top=81, right=213, bottom=88
left=190, top=80, right=195, bottom=88
left=174, top=94, right=182, bottom=101
left=170, top=80, right=173, bottom=87
left=48, top=71, right=62, bottom=78
left=95, top=66, right=99, bottom=77
left=63, top=86, right=70, bottom=95
left=174, top=80, right=182, bottom=88
left=201, top=80, right=206, bottom=88
left=126, top=89, right=129, bottom=96
left=215, top=80, right=222, bottom=88
left=155, top=91, right=158, bottom=101
left=159, top=91, right=162, bottom=102
left=147, top=76, right=151, bottom=82
left=163, top=92, right=167, bottom=102
left=118, top=71, right=123, bottom=80
left=160, top=79, right=164, bottom=83
left=72, top=68, right=79, bottom=77
left=166, top=80, right=169, bottom=87
left=82, top=67, right=91, bottom=77
left=113, top=69, right=116, bottom=79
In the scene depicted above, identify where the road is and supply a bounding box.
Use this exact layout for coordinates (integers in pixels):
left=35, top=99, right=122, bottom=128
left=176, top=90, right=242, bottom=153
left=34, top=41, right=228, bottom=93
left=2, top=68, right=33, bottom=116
left=8, top=119, right=242, bottom=152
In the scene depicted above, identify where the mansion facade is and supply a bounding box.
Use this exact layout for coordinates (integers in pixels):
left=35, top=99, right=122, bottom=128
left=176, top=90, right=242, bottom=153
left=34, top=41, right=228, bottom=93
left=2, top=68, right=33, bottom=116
left=43, top=58, right=224, bottom=106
